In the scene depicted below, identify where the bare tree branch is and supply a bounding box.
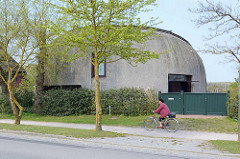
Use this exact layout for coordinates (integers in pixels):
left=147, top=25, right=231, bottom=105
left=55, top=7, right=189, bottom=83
left=191, top=0, right=240, bottom=142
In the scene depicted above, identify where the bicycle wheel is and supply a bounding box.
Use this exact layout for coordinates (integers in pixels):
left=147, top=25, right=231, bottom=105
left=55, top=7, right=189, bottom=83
left=164, top=118, right=179, bottom=132
left=144, top=117, right=157, bottom=131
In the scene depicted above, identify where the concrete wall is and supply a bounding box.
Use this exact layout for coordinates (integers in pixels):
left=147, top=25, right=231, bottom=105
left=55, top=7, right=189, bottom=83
left=47, top=29, right=207, bottom=93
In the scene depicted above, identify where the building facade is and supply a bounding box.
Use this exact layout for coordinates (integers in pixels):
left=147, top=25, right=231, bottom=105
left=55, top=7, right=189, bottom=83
left=45, top=28, right=207, bottom=93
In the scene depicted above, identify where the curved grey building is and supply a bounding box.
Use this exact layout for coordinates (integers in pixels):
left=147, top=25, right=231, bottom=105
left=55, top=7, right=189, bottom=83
left=46, top=28, right=207, bottom=93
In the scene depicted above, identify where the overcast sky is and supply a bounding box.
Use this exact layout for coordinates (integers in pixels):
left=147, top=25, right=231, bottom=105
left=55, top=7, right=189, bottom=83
left=139, top=0, right=239, bottom=83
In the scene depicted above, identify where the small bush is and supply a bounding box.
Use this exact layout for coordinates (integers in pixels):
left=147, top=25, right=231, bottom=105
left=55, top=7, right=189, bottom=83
left=0, top=93, right=12, bottom=114
left=227, top=100, right=238, bottom=119
left=0, top=89, right=35, bottom=114
left=15, top=89, right=35, bottom=113
left=227, top=81, right=239, bottom=119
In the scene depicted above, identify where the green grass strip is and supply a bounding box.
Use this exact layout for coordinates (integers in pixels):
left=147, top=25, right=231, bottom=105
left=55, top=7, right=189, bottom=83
left=177, top=118, right=238, bottom=134
left=210, top=140, right=240, bottom=154
left=0, top=123, right=125, bottom=139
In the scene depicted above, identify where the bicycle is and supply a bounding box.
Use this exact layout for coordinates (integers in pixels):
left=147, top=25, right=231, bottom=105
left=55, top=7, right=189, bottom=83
left=144, top=112, right=179, bottom=132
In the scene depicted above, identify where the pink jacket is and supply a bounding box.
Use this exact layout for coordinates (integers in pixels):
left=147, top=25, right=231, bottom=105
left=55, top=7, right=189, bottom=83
left=154, top=103, right=171, bottom=118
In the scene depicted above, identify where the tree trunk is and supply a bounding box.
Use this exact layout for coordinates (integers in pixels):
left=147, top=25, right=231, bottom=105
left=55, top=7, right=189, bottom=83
left=15, top=116, right=21, bottom=125
left=7, top=83, right=23, bottom=125
left=34, top=69, right=44, bottom=113
left=238, top=70, right=240, bottom=142
left=34, top=27, right=47, bottom=113
left=95, top=62, right=102, bottom=131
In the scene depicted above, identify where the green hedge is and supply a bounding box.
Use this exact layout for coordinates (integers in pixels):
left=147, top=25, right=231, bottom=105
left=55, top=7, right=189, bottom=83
left=96, top=88, right=158, bottom=116
left=227, top=100, right=238, bottom=119
left=227, top=92, right=238, bottom=120
left=1, top=87, right=158, bottom=116
left=39, top=88, right=94, bottom=116
left=40, top=88, right=158, bottom=116
left=15, top=90, right=35, bottom=113
left=0, top=93, right=12, bottom=114
left=227, top=81, right=238, bottom=119
left=0, top=89, right=35, bottom=114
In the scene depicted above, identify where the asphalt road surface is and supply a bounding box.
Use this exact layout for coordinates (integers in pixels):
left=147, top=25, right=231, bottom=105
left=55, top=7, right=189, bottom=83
left=0, top=135, right=183, bottom=159
left=0, top=119, right=239, bottom=159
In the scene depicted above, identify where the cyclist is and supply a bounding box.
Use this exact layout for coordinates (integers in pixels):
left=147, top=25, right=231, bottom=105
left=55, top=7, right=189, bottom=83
left=154, top=98, right=171, bottom=128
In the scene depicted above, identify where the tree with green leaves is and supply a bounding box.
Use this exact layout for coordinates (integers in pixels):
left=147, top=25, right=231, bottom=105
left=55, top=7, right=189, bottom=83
left=0, top=0, right=44, bottom=124
left=190, top=0, right=240, bottom=142
left=51, top=0, right=160, bottom=131
left=31, top=0, right=55, bottom=113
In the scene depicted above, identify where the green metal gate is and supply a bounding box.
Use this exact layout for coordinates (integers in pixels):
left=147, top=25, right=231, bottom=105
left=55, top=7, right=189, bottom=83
left=160, top=92, right=184, bottom=114
left=159, top=91, right=227, bottom=115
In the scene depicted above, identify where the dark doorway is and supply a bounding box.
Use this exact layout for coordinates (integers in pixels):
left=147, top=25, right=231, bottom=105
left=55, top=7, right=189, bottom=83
left=168, top=74, right=192, bottom=92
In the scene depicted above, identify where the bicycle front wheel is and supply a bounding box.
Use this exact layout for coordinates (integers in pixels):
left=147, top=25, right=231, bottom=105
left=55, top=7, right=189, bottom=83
left=164, top=118, right=179, bottom=132
left=144, top=117, right=157, bottom=131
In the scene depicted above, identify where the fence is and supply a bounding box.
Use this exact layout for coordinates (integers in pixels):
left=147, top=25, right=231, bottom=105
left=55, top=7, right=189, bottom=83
left=158, top=91, right=227, bottom=115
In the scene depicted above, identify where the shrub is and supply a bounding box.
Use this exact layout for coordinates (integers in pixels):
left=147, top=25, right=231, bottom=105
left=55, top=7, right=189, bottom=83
left=227, top=80, right=239, bottom=119
left=15, top=89, right=35, bottom=113
left=39, top=88, right=94, bottom=116
left=0, top=93, right=12, bottom=114
left=39, top=87, right=158, bottom=116
left=227, top=99, right=238, bottom=119
left=91, top=88, right=158, bottom=116
left=0, top=89, right=35, bottom=114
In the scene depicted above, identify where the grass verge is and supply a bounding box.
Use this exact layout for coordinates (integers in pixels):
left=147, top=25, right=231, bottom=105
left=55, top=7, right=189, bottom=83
left=177, top=118, right=238, bottom=134
left=210, top=140, right=240, bottom=154
left=0, top=123, right=125, bottom=138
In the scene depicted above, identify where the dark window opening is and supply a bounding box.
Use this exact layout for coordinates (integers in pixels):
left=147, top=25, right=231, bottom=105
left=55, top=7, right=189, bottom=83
left=43, top=85, right=82, bottom=91
left=168, top=74, right=192, bottom=92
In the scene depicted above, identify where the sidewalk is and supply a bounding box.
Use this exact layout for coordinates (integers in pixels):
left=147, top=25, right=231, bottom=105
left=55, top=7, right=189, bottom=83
left=0, top=119, right=239, bottom=159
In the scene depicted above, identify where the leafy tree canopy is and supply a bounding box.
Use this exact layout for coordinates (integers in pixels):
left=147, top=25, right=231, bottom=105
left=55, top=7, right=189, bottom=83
left=51, top=0, right=160, bottom=65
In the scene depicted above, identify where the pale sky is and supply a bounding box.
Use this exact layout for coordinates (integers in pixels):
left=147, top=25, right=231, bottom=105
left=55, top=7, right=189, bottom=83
left=139, top=0, right=239, bottom=83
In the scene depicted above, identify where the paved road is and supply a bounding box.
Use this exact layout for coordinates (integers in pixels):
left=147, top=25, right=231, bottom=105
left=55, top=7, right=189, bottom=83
left=0, top=131, right=239, bottom=159
left=0, top=119, right=239, bottom=159
left=1, top=135, right=180, bottom=159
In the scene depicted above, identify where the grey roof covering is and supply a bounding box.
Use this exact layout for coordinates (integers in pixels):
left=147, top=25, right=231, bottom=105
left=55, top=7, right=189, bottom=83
left=0, top=57, right=25, bottom=72
left=144, top=27, right=191, bottom=46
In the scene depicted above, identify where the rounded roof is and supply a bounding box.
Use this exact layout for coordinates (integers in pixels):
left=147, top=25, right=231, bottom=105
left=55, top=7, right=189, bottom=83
left=113, top=27, right=207, bottom=92
left=143, top=27, right=191, bottom=46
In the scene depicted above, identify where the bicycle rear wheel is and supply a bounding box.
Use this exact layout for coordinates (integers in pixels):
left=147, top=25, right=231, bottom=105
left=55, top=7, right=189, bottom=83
left=144, top=117, right=157, bottom=131
left=164, top=118, right=179, bottom=132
